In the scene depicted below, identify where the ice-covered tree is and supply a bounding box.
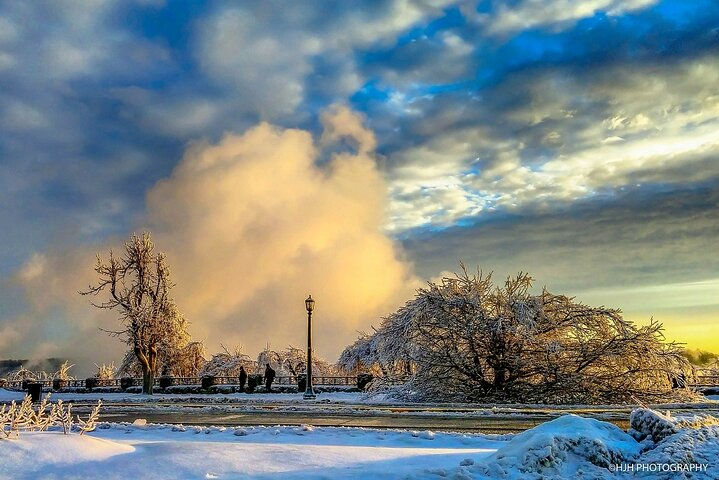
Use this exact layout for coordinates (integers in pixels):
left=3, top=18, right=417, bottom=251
left=118, top=333, right=206, bottom=378
left=167, top=341, right=207, bottom=377
left=7, top=367, right=40, bottom=382
left=337, top=333, right=388, bottom=376
left=82, top=232, right=187, bottom=394
left=342, top=265, right=692, bottom=403
left=257, top=345, right=341, bottom=378
left=199, top=345, right=254, bottom=377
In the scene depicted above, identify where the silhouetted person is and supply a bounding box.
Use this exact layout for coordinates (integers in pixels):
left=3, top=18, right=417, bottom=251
left=239, top=366, right=247, bottom=393
left=264, top=363, right=276, bottom=392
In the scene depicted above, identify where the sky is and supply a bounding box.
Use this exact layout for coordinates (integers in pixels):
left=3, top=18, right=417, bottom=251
left=0, top=0, right=717, bottom=372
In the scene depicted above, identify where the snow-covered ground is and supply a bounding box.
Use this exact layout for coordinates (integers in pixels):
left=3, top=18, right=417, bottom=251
left=2, top=409, right=718, bottom=479
left=2, top=423, right=503, bottom=479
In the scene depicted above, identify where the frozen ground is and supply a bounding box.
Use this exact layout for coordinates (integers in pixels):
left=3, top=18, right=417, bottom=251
left=2, top=410, right=718, bottom=479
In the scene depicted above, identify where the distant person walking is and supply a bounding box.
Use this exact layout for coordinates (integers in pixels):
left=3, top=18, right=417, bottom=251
left=239, top=366, right=247, bottom=393
left=264, top=363, right=276, bottom=392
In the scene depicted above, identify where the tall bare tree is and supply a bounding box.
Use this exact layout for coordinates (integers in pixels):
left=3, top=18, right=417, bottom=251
left=82, top=232, right=182, bottom=394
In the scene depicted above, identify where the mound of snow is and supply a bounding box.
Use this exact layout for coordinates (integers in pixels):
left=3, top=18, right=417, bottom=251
left=629, top=409, right=678, bottom=443
left=471, top=415, right=640, bottom=479
left=637, top=426, right=719, bottom=479
left=0, top=432, right=134, bottom=477
left=626, top=409, right=719, bottom=479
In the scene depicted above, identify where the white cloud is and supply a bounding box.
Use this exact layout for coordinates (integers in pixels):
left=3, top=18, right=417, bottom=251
left=195, top=1, right=455, bottom=120
left=473, top=0, right=658, bottom=35
left=384, top=54, right=719, bottom=230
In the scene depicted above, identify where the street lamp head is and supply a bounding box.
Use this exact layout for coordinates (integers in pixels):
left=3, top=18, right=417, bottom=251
left=305, top=294, right=315, bottom=313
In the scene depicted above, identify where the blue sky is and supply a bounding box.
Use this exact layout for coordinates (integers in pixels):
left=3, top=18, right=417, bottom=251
left=0, top=0, right=718, bottom=365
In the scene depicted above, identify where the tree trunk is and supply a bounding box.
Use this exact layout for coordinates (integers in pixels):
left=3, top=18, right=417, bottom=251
left=493, top=366, right=506, bottom=390
left=142, top=366, right=153, bottom=395
left=136, top=345, right=154, bottom=395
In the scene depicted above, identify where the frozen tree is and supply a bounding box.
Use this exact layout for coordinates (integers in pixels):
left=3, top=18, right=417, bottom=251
left=337, top=333, right=386, bottom=376
left=118, top=335, right=206, bottom=378
left=199, top=345, right=255, bottom=377
left=338, top=326, right=415, bottom=379
left=82, top=232, right=187, bottom=394
left=167, top=341, right=207, bottom=377
left=681, top=348, right=719, bottom=366
left=7, top=367, right=38, bottom=382
left=343, top=265, right=692, bottom=403
left=257, top=345, right=341, bottom=378
left=277, top=346, right=305, bottom=378
left=256, top=346, right=282, bottom=374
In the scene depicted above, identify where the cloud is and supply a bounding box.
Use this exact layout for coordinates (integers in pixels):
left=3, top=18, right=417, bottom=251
left=403, top=184, right=719, bottom=292
left=0, top=107, right=419, bottom=371
left=194, top=1, right=454, bottom=120
left=471, top=0, right=658, bottom=35
left=379, top=52, right=719, bottom=231
left=0, top=0, right=176, bottom=273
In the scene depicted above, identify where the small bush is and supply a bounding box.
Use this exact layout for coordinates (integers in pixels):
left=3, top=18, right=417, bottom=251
left=1, top=395, right=102, bottom=438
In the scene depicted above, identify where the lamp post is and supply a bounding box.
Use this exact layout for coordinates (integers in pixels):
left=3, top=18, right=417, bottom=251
left=303, top=294, right=316, bottom=399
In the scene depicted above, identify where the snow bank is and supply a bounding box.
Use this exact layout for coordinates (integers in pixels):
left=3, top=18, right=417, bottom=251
left=468, top=415, right=640, bottom=479
left=0, top=432, right=134, bottom=478
left=637, top=426, right=719, bottom=479
left=0, top=423, right=498, bottom=480
left=627, top=408, right=719, bottom=479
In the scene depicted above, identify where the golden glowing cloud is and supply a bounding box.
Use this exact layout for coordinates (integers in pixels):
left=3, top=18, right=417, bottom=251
left=146, top=106, right=419, bottom=357
left=4, top=106, right=419, bottom=365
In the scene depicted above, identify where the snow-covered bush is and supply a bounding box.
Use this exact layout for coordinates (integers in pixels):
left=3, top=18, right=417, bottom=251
left=629, top=409, right=679, bottom=443
left=6, top=366, right=42, bottom=383
left=94, top=362, right=117, bottom=380
left=342, top=265, right=693, bottom=403
left=0, top=395, right=102, bottom=438
left=638, top=424, right=719, bottom=479
left=623, top=409, right=719, bottom=479
left=53, top=361, right=75, bottom=381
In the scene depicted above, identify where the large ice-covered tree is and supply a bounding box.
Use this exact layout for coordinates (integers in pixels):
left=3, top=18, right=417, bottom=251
left=341, top=265, right=693, bottom=403
left=82, top=232, right=188, bottom=394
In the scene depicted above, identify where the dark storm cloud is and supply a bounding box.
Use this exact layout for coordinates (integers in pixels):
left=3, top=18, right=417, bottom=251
left=402, top=182, right=719, bottom=291
left=0, top=0, right=180, bottom=272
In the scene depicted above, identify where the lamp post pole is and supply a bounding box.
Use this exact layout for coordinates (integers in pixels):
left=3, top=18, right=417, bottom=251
left=303, top=295, right=316, bottom=400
